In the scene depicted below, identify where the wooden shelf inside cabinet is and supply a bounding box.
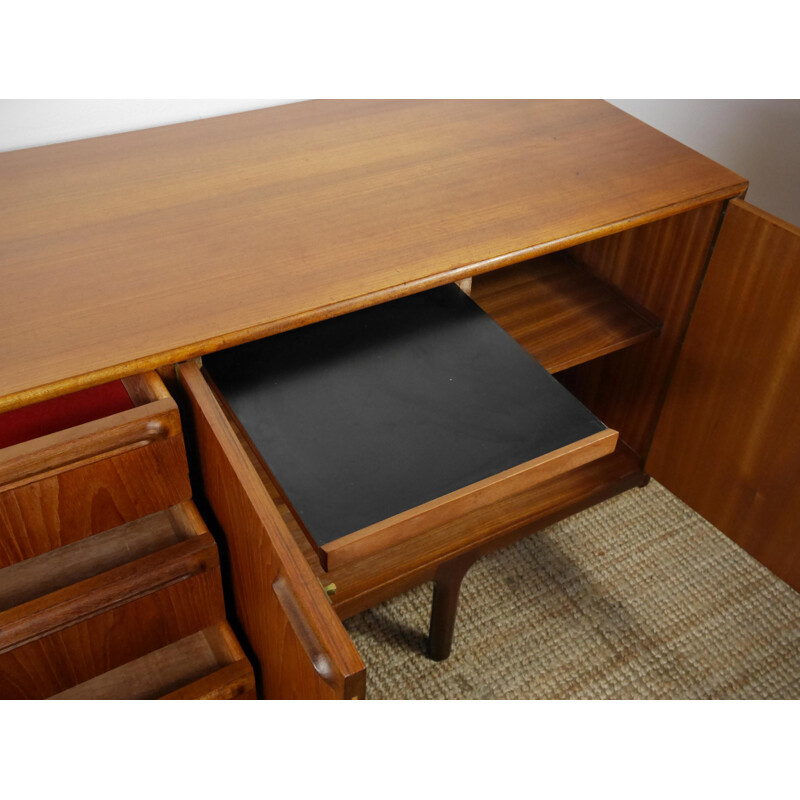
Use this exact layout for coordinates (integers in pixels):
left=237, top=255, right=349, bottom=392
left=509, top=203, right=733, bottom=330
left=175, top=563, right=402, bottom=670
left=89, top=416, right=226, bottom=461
left=470, top=253, right=660, bottom=373
left=51, top=623, right=256, bottom=700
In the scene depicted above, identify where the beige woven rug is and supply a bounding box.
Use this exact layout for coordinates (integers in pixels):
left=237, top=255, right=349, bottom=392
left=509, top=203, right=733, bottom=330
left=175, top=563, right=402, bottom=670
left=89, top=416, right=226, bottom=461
left=344, top=481, right=800, bottom=699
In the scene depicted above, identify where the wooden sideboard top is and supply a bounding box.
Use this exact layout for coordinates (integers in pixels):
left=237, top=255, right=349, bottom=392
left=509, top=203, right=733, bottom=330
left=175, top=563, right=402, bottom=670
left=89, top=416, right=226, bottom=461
left=0, top=99, right=747, bottom=411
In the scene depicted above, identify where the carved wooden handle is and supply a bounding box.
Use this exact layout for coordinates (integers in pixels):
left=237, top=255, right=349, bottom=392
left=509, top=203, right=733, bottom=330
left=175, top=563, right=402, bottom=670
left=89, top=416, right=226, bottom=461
left=272, top=573, right=337, bottom=689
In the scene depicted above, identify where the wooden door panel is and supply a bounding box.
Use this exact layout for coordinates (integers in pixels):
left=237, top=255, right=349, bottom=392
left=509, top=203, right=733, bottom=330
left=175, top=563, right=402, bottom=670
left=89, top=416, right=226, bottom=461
left=647, top=200, right=800, bottom=590
left=178, top=361, right=365, bottom=699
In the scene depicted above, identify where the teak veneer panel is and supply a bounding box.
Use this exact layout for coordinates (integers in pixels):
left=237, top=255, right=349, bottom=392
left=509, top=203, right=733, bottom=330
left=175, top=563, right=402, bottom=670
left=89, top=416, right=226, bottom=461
left=52, top=623, right=255, bottom=700
left=561, top=200, right=728, bottom=458
left=0, top=553, right=225, bottom=699
left=0, top=505, right=196, bottom=610
left=179, top=361, right=366, bottom=700
left=647, top=200, right=800, bottom=591
left=0, top=371, right=191, bottom=566
left=470, top=253, right=660, bottom=372
left=160, top=661, right=256, bottom=700
left=0, top=531, right=218, bottom=656
left=0, top=435, right=190, bottom=567
left=0, top=100, right=746, bottom=411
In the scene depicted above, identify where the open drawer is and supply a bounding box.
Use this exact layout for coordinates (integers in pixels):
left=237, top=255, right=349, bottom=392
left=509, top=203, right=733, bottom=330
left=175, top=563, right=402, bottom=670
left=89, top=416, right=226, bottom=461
left=199, top=285, right=618, bottom=572
left=177, top=284, right=624, bottom=697
left=0, top=372, right=192, bottom=566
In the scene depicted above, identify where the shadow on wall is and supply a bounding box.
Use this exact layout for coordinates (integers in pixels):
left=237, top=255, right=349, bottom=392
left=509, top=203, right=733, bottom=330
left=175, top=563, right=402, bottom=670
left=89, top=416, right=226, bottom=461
left=610, top=99, right=800, bottom=228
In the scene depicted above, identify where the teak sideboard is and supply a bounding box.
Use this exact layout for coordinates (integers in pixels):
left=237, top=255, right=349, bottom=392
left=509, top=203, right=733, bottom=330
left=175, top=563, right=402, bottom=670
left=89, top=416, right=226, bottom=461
left=1, top=100, right=798, bottom=699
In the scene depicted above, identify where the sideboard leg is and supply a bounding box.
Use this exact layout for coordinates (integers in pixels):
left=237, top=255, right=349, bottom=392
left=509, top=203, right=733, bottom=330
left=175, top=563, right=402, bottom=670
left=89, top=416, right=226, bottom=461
left=427, top=555, right=474, bottom=661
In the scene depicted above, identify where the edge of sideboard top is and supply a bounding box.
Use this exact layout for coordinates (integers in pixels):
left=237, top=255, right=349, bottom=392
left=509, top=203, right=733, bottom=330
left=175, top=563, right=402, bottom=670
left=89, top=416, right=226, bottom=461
left=0, top=100, right=747, bottom=411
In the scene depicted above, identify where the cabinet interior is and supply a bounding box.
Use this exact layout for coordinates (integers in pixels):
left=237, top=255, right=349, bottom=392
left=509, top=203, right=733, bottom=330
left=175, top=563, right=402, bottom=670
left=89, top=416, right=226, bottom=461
left=190, top=201, right=725, bottom=626
left=470, top=252, right=660, bottom=373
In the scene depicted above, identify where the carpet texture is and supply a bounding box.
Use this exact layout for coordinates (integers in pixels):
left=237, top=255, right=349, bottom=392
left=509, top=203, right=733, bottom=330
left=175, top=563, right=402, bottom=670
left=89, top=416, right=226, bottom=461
left=344, top=481, right=800, bottom=699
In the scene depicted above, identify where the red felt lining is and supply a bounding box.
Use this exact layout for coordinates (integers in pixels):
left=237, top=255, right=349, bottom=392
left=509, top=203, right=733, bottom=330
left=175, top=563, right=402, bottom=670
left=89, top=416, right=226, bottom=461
left=0, top=381, right=135, bottom=450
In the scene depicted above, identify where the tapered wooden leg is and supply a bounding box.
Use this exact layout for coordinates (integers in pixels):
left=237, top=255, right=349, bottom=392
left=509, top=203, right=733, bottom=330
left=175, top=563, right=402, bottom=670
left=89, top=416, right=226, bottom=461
left=427, top=556, right=475, bottom=661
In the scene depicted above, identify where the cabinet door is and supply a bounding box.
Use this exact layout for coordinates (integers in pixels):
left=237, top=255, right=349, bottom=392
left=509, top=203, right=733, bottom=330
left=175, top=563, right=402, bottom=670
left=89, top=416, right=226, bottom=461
left=179, top=361, right=366, bottom=699
left=647, top=200, right=800, bottom=590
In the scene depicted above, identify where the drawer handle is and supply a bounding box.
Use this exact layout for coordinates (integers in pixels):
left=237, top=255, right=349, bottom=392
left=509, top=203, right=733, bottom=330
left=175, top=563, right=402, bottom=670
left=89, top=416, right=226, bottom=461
left=272, top=574, right=337, bottom=688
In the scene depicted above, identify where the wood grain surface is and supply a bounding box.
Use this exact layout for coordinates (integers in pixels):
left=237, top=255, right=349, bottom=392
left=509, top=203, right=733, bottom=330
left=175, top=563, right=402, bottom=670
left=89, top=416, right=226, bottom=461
left=0, top=531, right=219, bottom=655
left=561, top=201, right=727, bottom=458
left=0, top=556, right=224, bottom=698
left=179, top=361, right=365, bottom=699
left=647, top=200, right=800, bottom=591
left=52, top=623, right=255, bottom=700
left=320, top=429, right=618, bottom=570
left=0, top=100, right=746, bottom=411
left=0, top=389, right=191, bottom=566
left=0, top=433, right=191, bottom=567
left=160, top=661, right=257, bottom=700
left=0, top=506, right=187, bottom=609
left=470, top=253, right=659, bottom=372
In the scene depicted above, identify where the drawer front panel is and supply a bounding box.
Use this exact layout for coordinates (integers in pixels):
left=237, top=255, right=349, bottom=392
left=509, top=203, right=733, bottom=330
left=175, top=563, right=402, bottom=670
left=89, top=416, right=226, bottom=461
left=0, top=564, right=225, bottom=699
left=0, top=387, right=191, bottom=567
left=161, top=661, right=257, bottom=700
left=52, top=623, right=256, bottom=700
left=320, top=428, right=617, bottom=570
left=0, top=434, right=190, bottom=567
left=179, top=361, right=365, bottom=700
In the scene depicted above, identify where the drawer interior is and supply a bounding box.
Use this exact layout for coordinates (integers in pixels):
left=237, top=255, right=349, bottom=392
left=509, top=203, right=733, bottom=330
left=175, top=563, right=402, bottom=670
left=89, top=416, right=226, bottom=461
left=203, top=280, right=621, bottom=571
left=0, top=373, right=169, bottom=450
left=219, top=402, right=642, bottom=618
left=0, top=380, right=134, bottom=449
left=0, top=371, right=181, bottom=492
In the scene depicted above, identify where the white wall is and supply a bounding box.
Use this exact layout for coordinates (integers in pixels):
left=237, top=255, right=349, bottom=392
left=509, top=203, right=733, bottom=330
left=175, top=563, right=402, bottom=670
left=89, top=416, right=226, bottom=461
left=0, top=100, right=297, bottom=153
left=2, top=99, right=798, bottom=227
left=610, top=100, right=800, bottom=227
